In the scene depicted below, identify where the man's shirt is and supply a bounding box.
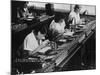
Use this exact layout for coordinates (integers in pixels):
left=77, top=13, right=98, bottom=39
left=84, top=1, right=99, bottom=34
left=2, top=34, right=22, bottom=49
left=24, top=31, right=39, bottom=51
left=69, top=10, right=81, bottom=25
left=50, top=20, right=66, bottom=33
left=23, top=31, right=51, bottom=53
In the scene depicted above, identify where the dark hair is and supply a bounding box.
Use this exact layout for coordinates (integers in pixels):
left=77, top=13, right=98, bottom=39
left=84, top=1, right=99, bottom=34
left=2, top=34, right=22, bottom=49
left=45, top=3, right=54, bottom=16
left=74, top=5, right=80, bottom=10
left=33, top=28, right=46, bottom=35
left=33, top=29, right=38, bottom=35
left=54, top=13, right=65, bottom=22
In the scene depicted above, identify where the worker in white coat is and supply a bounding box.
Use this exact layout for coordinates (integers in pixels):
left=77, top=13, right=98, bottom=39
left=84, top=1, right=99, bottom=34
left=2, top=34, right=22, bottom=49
left=68, top=5, right=85, bottom=29
left=50, top=13, right=66, bottom=34
left=23, top=30, right=50, bottom=56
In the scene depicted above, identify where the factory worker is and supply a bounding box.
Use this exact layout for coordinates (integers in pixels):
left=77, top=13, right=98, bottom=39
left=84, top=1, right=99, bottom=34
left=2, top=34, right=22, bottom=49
left=68, top=5, right=85, bottom=26
left=23, top=29, right=49, bottom=56
left=49, top=13, right=66, bottom=34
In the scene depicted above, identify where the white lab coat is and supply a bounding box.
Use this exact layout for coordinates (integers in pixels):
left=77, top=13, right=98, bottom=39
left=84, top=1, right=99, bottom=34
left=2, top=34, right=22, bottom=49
left=69, top=10, right=81, bottom=25
left=23, top=31, right=51, bottom=53
left=50, top=20, right=66, bottom=33
left=24, top=31, right=39, bottom=51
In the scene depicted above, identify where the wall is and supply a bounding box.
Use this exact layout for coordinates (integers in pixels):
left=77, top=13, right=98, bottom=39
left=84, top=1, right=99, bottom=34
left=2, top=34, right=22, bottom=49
left=71, top=4, right=96, bottom=15
left=27, top=2, right=96, bottom=15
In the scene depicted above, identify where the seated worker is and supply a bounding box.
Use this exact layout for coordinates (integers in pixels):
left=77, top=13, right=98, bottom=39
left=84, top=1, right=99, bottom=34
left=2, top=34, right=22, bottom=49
left=49, top=13, right=66, bottom=34
left=23, top=29, right=50, bottom=56
left=68, top=5, right=85, bottom=26
left=18, top=2, right=32, bottom=20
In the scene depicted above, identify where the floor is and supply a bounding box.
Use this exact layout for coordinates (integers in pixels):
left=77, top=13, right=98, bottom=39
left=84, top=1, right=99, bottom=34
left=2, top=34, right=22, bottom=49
left=61, top=33, right=96, bottom=71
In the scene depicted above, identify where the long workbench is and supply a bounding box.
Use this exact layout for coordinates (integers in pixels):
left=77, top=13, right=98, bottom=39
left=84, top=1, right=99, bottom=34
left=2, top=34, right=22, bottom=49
left=34, top=19, right=96, bottom=73
left=12, top=16, right=96, bottom=74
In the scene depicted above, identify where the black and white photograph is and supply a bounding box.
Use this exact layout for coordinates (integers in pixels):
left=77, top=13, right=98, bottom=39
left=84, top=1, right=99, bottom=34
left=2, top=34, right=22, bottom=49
left=11, top=0, right=96, bottom=74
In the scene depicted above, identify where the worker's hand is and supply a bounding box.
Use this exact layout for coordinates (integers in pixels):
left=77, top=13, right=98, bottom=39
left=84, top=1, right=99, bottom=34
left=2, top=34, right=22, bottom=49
left=42, top=40, right=50, bottom=45
left=30, top=40, right=50, bottom=55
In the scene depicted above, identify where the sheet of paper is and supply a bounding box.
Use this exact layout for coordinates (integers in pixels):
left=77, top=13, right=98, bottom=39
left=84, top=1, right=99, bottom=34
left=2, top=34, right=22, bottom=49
left=38, top=46, right=51, bottom=53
